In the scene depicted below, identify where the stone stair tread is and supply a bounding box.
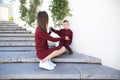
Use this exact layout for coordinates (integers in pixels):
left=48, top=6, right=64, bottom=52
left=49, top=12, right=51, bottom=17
left=0, top=25, right=18, bottom=26
left=0, top=46, right=54, bottom=51
left=0, top=51, right=36, bottom=54
left=0, top=28, right=26, bottom=31
left=0, top=42, right=55, bottom=47
left=0, top=63, right=119, bottom=79
left=0, top=46, right=36, bottom=51
left=0, top=26, right=22, bottom=28
left=0, top=37, right=34, bottom=41
left=0, top=26, right=22, bottom=29
left=0, top=52, right=101, bottom=63
left=0, top=31, right=30, bottom=32
left=0, top=26, right=25, bottom=30
left=0, top=34, right=34, bottom=37
left=0, top=21, right=15, bottom=23
left=0, top=24, right=18, bottom=26
left=0, top=63, right=79, bottom=79
left=0, top=42, right=35, bottom=47
left=76, top=64, right=120, bottom=79
left=0, top=31, right=31, bottom=34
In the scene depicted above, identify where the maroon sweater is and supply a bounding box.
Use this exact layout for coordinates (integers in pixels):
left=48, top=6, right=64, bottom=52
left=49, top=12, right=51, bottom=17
left=35, top=27, right=65, bottom=59
left=51, top=28, right=73, bottom=46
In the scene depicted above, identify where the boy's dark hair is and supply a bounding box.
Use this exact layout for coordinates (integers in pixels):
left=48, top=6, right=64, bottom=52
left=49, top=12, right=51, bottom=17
left=63, top=20, right=69, bottom=23
left=37, top=11, right=48, bottom=33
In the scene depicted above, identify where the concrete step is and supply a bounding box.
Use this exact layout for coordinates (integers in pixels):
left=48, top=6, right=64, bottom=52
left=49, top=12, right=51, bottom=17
left=0, top=42, right=35, bottom=47
left=0, top=26, right=22, bottom=28
left=0, top=46, right=36, bottom=51
left=0, top=42, right=55, bottom=50
left=0, top=24, right=16, bottom=26
left=0, top=26, right=23, bottom=28
left=0, top=51, right=36, bottom=54
left=0, top=23, right=18, bottom=26
left=0, top=21, right=15, bottom=24
left=0, top=37, right=34, bottom=41
left=0, top=52, right=101, bottom=64
left=0, top=41, right=55, bottom=47
left=0, top=28, right=26, bottom=31
left=0, top=31, right=31, bottom=34
left=0, top=34, right=34, bottom=37
left=0, top=63, right=119, bottom=79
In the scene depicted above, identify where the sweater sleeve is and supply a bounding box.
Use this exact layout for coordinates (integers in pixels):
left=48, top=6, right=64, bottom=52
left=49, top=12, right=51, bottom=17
left=51, top=28, right=61, bottom=36
left=39, top=29, right=65, bottom=42
left=69, top=31, right=73, bottom=44
left=48, top=31, right=52, bottom=35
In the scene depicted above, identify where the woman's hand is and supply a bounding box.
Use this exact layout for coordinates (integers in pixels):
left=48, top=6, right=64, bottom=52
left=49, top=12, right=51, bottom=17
left=65, top=36, right=70, bottom=40
left=49, top=27, right=52, bottom=32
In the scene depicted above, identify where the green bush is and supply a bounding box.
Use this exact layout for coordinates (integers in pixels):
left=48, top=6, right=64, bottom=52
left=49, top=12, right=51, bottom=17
left=19, top=0, right=42, bottom=27
left=49, top=0, right=72, bottom=27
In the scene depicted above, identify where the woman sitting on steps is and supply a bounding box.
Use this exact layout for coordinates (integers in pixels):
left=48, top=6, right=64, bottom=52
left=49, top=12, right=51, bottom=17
left=35, top=11, right=69, bottom=70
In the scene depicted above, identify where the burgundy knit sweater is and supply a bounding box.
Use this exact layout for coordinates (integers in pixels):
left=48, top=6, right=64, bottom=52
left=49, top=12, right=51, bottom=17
left=35, top=27, right=65, bottom=59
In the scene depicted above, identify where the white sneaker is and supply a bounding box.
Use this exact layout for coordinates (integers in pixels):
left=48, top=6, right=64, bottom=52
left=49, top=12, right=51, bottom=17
left=39, top=60, right=54, bottom=70
left=49, top=60, right=56, bottom=67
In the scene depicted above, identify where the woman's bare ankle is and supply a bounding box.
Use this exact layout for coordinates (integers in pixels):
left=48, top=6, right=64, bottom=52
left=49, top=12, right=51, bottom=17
left=42, top=59, right=49, bottom=63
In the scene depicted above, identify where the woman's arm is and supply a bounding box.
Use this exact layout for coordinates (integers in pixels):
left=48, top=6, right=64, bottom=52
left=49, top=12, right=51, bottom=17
left=48, top=31, right=52, bottom=35
left=39, top=29, right=64, bottom=42
left=51, top=28, right=61, bottom=36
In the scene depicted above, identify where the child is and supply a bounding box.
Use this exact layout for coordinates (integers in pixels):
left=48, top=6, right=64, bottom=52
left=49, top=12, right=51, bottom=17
left=49, top=20, right=73, bottom=54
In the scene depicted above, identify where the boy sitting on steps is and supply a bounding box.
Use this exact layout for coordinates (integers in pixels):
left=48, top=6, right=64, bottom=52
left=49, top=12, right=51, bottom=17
left=49, top=20, right=73, bottom=54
